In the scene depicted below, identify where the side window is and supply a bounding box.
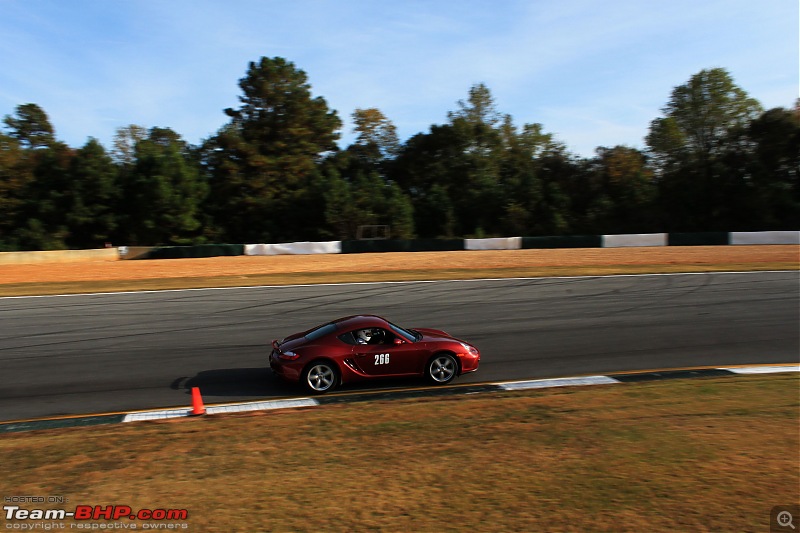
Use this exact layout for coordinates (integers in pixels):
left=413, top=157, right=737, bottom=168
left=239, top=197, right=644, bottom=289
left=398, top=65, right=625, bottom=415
left=345, top=328, right=393, bottom=345
left=337, top=332, right=357, bottom=345
left=376, top=329, right=394, bottom=345
left=365, top=328, right=388, bottom=345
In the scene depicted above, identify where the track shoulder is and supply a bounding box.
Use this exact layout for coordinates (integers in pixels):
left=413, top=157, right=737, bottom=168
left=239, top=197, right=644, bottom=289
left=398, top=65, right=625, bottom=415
left=1, top=364, right=796, bottom=434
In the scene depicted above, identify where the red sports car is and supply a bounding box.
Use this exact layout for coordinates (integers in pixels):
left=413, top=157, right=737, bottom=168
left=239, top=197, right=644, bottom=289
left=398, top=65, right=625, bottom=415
left=270, top=315, right=480, bottom=393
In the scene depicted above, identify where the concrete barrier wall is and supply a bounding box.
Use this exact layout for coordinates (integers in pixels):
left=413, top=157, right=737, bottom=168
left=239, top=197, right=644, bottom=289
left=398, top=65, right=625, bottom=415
left=603, top=233, right=668, bottom=248
left=0, top=248, right=119, bottom=265
left=245, top=241, right=342, bottom=256
left=465, top=237, right=522, bottom=250
left=730, top=231, right=800, bottom=245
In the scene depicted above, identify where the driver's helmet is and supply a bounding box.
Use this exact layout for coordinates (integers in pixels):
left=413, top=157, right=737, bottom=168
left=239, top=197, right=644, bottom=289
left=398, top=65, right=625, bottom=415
left=356, top=329, right=373, bottom=344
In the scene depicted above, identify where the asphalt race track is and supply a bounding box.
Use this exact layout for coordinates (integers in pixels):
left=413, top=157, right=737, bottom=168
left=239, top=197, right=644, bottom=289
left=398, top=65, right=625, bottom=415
left=1, top=271, right=797, bottom=422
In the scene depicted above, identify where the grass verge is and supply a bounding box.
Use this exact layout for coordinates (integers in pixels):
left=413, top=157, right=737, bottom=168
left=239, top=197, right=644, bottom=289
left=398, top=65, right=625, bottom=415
left=1, top=374, right=797, bottom=532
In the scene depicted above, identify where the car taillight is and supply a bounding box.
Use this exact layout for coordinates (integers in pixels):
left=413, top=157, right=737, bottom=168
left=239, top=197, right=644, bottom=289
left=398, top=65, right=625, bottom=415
left=279, top=351, right=300, bottom=361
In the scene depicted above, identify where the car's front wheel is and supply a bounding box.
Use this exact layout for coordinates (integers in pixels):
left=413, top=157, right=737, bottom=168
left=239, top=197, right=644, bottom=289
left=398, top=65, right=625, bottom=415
left=426, top=353, right=458, bottom=385
left=302, top=361, right=338, bottom=394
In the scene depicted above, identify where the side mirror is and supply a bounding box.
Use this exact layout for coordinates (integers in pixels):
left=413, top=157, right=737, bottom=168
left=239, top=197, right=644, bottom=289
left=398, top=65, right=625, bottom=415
left=393, top=337, right=405, bottom=345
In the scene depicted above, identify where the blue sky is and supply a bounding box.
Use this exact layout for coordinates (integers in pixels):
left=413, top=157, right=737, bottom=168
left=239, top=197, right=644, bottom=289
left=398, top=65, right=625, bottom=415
left=1, top=0, right=797, bottom=157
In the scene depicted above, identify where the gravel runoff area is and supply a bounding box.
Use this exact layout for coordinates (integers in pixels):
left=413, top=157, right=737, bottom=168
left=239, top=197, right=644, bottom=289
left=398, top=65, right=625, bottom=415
left=0, top=246, right=797, bottom=286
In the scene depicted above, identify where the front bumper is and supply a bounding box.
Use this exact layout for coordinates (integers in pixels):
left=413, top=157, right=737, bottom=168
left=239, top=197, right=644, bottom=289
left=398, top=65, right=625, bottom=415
left=458, top=350, right=481, bottom=374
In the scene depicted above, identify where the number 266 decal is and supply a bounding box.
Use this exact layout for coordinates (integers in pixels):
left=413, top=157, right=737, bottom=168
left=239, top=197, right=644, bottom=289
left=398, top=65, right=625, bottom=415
left=374, top=353, right=390, bottom=365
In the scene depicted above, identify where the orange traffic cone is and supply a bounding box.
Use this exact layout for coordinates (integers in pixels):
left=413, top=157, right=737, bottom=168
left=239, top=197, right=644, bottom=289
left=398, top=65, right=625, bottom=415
left=190, top=387, right=206, bottom=416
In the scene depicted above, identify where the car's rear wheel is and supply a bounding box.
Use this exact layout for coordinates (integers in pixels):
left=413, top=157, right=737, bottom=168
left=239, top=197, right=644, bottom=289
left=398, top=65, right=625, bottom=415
left=303, top=361, right=338, bottom=394
left=426, top=353, right=458, bottom=385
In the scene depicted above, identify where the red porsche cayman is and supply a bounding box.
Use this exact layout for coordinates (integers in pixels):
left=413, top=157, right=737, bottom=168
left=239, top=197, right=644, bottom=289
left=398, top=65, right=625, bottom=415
left=270, top=315, right=480, bottom=393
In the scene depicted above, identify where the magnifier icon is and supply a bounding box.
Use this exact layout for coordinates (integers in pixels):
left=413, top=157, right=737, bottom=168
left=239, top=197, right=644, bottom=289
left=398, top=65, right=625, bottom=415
left=778, top=511, right=796, bottom=529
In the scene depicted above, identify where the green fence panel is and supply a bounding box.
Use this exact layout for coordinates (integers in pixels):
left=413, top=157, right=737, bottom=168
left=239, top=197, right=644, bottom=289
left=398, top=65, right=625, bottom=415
left=667, top=232, right=730, bottom=246
left=409, top=239, right=464, bottom=252
left=143, top=244, right=245, bottom=259
left=341, top=239, right=464, bottom=254
left=521, top=235, right=602, bottom=249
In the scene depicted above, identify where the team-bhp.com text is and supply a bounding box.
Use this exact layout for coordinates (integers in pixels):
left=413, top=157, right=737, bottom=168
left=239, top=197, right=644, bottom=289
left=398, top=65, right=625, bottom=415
left=4, top=506, right=189, bottom=530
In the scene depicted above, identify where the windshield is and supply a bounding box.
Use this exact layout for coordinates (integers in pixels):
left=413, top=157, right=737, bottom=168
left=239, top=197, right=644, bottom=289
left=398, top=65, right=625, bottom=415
left=388, top=322, right=420, bottom=342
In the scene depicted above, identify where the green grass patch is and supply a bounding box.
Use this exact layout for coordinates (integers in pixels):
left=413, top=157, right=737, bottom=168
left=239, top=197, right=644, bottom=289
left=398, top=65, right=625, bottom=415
left=1, top=374, right=797, bottom=532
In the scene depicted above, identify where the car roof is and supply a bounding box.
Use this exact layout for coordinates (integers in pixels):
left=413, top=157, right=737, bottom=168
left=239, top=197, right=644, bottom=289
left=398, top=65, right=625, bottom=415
left=332, top=315, right=388, bottom=331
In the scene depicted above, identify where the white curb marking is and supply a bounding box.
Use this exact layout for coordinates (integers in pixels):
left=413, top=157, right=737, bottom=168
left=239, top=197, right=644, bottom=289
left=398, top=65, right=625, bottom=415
left=123, top=408, right=193, bottom=422
left=499, top=375, right=621, bottom=391
left=122, top=398, right=318, bottom=422
left=720, top=365, right=800, bottom=375
left=206, top=398, right=318, bottom=414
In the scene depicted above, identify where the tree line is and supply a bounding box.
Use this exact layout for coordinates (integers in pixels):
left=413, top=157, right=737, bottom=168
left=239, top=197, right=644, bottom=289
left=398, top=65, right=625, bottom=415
left=1, top=58, right=797, bottom=251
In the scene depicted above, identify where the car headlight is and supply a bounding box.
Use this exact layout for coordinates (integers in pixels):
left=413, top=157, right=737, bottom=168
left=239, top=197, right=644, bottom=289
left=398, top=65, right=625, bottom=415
left=461, top=343, right=479, bottom=355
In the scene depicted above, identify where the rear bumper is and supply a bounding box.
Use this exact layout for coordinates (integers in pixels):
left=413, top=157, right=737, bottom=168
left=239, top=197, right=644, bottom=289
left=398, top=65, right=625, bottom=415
left=270, top=350, right=302, bottom=382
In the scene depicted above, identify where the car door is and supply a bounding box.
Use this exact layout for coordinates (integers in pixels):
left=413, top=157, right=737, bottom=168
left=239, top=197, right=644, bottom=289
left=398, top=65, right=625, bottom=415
left=352, top=328, right=428, bottom=376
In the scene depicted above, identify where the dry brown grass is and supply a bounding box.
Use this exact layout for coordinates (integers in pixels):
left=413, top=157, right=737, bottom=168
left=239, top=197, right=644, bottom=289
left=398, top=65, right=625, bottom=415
left=0, top=245, right=797, bottom=296
left=1, top=374, right=797, bottom=532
